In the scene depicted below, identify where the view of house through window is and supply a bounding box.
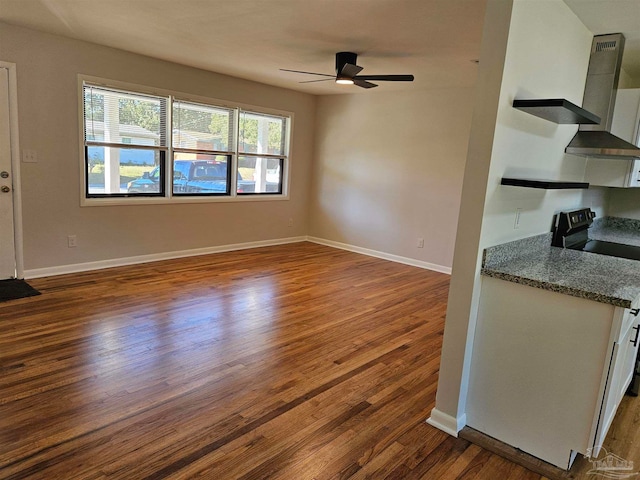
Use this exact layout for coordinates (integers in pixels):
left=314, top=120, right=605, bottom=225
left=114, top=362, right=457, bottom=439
left=171, top=101, right=234, bottom=196
left=84, top=85, right=167, bottom=196
left=82, top=81, right=290, bottom=201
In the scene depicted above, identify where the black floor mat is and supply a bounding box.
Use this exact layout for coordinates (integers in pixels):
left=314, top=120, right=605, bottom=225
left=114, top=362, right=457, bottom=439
left=0, top=278, right=41, bottom=303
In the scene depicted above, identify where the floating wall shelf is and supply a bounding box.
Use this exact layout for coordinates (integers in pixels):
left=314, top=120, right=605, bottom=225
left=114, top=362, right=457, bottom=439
left=501, top=177, right=590, bottom=190
left=512, top=99, right=600, bottom=125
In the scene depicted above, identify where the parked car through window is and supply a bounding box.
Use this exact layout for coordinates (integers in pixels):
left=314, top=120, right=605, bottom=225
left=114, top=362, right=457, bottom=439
left=81, top=79, right=291, bottom=204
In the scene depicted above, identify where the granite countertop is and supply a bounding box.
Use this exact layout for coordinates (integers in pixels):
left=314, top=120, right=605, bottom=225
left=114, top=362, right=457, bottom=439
left=481, top=217, right=640, bottom=308
left=590, top=216, right=640, bottom=247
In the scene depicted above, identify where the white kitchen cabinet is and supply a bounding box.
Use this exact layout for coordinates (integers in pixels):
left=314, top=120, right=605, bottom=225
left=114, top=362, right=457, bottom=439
left=466, top=276, right=640, bottom=470
left=611, top=89, right=640, bottom=145
left=584, top=89, right=640, bottom=188
left=584, top=157, right=640, bottom=187
left=594, top=305, right=640, bottom=451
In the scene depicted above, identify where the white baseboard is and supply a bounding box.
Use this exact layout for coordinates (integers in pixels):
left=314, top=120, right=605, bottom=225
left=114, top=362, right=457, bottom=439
left=25, top=236, right=307, bottom=279
left=426, top=408, right=466, bottom=437
left=307, top=236, right=452, bottom=274
left=25, top=235, right=451, bottom=279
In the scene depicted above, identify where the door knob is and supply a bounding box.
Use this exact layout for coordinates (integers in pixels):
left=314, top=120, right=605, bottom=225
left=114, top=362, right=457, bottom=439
left=0, top=171, right=8, bottom=179
left=1, top=186, right=10, bottom=193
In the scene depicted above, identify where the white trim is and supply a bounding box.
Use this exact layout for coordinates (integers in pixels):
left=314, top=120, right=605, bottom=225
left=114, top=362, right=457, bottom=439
left=80, top=194, right=290, bottom=207
left=78, top=75, right=88, bottom=202
left=426, top=408, right=466, bottom=437
left=25, top=236, right=451, bottom=279
left=306, top=236, right=452, bottom=274
left=78, top=74, right=293, bottom=207
left=79, top=74, right=294, bottom=118
left=0, top=61, right=24, bottom=279
left=25, top=236, right=307, bottom=279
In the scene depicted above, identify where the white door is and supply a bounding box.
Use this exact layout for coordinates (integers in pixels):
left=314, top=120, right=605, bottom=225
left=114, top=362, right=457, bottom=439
left=0, top=67, right=16, bottom=279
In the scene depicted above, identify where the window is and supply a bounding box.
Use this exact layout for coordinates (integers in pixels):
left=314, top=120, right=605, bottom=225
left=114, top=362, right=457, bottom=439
left=83, top=85, right=167, bottom=197
left=172, top=101, right=234, bottom=196
left=238, top=111, right=287, bottom=194
left=81, top=79, right=291, bottom=204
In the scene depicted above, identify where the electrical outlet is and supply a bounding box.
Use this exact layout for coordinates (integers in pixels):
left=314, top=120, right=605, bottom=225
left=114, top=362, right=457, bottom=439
left=514, top=208, right=522, bottom=229
left=22, top=149, right=37, bottom=163
left=67, top=235, right=77, bottom=248
left=417, top=237, right=424, bottom=248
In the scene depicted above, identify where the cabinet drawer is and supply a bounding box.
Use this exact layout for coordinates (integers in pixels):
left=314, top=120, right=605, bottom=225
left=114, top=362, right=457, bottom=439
left=616, top=298, right=640, bottom=343
left=620, top=309, right=636, bottom=342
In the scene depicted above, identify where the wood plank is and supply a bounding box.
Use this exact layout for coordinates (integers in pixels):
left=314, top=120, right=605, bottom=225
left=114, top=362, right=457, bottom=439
left=0, top=242, right=603, bottom=479
left=459, top=427, right=577, bottom=480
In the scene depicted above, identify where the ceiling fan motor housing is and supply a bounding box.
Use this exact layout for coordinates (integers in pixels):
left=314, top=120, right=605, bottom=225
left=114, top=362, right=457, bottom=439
left=336, top=52, right=358, bottom=74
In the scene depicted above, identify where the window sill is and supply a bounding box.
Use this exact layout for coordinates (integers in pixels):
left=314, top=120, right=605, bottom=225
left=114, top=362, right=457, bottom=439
left=80, top=194, right=290, bottom=207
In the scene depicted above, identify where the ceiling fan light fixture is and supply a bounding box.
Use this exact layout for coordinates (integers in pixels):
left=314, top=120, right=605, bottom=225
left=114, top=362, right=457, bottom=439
left=336, top=76, right=354, bottom=85
left=282, top=52, right=414, bottom=89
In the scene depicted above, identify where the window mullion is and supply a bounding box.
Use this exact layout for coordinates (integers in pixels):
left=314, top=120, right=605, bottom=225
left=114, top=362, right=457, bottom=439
left=167, top=95, right=174, bottom=199
left=231, top=107, right=240, bottom=197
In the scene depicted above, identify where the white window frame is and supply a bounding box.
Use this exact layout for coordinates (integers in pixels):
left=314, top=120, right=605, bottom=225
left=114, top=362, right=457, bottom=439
left=78, top=75, right=293, bottom=207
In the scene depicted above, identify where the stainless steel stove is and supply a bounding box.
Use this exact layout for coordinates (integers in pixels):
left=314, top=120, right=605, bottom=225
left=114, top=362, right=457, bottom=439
left=551, top=208, right=640, bottom=261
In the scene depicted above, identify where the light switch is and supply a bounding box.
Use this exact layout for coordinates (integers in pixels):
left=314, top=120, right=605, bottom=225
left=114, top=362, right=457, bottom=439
left=22, top=149, right=37, bottom=163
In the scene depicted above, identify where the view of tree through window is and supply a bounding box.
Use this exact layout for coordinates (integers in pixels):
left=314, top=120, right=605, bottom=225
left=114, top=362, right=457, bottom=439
left=82, top=82, right=289, bottom=200
left=173, top=101, right=233, bottom=152
left=172, top=102, right=234, bottom=195
left=238, top=111, right=286, bottom=194
left=239, top=111, right=286, bottom=155
left=84, top=91, right=164, bottom=136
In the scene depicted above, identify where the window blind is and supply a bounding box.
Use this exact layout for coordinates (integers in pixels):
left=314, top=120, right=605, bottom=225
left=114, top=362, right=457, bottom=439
left=83, top=85, right=167, bottom=147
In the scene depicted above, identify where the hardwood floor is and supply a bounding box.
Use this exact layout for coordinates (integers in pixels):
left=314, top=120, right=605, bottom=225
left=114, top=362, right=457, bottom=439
left=0, top=242, right=634, bottom=479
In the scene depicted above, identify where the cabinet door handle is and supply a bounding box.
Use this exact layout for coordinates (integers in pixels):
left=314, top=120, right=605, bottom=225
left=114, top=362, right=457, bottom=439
left=631, top=309, right=640, bottom=317
left=632, top=325, right=640, bottom=347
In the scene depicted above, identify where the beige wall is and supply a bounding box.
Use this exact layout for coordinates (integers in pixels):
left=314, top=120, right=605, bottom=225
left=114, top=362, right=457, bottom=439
left=430, top=0, right=609, bottom=433
left=309, top=87, right=475, bottom=270
left=2, top=21, right=475, bottom=276
left=0, top=22, right=316, bottom=272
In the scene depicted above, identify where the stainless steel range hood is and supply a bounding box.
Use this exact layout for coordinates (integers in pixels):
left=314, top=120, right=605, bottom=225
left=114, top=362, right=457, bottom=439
left=565, top=33, right=640, bottom=160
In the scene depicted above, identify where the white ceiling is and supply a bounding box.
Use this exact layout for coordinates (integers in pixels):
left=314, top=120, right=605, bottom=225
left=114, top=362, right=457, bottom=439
left=0, top=0, right=487, bottom=95
left=564, top=0, right=640, bottom=83
left=3, top=1, right=639, bottom=95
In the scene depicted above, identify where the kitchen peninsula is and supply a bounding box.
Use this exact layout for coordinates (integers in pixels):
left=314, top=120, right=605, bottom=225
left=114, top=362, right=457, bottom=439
left=466, top=217, right=640, bottom=470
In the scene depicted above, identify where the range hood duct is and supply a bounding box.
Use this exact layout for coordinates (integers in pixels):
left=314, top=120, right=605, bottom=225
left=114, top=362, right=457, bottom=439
left=565, top=33, right=640, bottom=159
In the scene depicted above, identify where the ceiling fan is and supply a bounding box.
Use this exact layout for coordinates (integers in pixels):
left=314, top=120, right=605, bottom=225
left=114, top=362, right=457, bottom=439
left=281, top=52, right=414, bottom=89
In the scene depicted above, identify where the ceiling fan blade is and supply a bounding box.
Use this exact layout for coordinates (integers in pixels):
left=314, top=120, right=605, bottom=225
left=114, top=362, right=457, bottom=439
left=284, top=52, right=413, bottom=90
left=355, top=75, right=414, bottom=82
left=299, top=78, right=334, bottom=84
left=280, top=68, right=335, bottom=78
left=340, top=63, right=363, bottom=78
left=353, top=78, right=378, bottom=89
